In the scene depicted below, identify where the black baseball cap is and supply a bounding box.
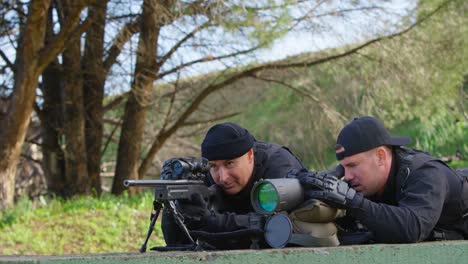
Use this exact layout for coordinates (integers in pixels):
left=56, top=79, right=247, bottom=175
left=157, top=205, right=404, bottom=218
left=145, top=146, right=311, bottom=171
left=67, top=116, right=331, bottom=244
left=201, top=122, right=255, bottom=160
left=335, top=116, right=411, bottom=160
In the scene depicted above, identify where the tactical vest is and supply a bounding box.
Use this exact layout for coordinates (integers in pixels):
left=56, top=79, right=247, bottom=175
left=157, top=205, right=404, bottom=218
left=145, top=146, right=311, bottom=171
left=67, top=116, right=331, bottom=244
left=395, top=147, right=468, bottom=239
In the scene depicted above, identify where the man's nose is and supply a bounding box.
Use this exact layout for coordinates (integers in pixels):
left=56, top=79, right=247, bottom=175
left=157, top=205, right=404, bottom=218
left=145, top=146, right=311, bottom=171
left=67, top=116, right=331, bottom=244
left=343, top=170, right=354, bottom=182
left=218, top=167, right=229, bottom=183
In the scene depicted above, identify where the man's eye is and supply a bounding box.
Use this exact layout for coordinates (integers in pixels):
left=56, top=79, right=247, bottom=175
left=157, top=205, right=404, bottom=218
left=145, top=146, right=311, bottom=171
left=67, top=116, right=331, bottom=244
left=226, top=161, right=235, bottom=167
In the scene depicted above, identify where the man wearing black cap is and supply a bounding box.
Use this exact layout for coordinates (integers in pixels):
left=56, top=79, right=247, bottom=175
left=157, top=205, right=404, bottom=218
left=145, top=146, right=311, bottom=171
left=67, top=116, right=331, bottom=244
left=162, top=122, right=306, bottom=248
left=293, top=116, right=468, bottom=243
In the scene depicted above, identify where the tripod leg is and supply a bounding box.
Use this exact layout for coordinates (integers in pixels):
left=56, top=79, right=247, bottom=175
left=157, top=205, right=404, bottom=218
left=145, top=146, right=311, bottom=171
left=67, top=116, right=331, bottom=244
left=139, top=201, right=162, bottom=253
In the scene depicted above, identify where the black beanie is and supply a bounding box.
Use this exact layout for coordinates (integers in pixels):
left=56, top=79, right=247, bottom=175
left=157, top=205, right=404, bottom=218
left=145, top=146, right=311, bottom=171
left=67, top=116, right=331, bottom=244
left=201, top=122, right=254, bottom=160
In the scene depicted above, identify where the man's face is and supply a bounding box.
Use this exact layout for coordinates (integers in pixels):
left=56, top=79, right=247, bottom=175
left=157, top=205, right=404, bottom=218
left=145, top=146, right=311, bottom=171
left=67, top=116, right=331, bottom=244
left=208, top=149, right=254, bottom=195
left=340, top=149, right=388, bottom=197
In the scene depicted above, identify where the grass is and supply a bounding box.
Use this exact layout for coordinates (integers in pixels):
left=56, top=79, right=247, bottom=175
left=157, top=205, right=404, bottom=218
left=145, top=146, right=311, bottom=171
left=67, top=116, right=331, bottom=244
left=0, top=192, right=165, bottom=255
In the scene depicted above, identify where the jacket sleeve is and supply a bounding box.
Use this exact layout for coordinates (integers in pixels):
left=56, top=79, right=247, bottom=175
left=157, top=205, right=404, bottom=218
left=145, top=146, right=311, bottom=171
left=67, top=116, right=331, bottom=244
left=162, top=204, right=254, bottom=242
left=201, top=212, right=259, bottom=233
left=347, top=162, right=449, bottom=243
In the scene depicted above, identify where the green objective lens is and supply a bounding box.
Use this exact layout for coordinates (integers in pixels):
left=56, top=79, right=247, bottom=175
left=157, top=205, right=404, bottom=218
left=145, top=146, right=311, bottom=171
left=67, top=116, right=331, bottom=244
left=257, top=182, right=278, bottom=212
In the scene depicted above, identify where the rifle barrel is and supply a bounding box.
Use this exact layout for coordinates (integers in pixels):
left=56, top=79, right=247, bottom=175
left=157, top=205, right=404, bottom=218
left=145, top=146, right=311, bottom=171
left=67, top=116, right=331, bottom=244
left=123, top=179, right=205, bottom=187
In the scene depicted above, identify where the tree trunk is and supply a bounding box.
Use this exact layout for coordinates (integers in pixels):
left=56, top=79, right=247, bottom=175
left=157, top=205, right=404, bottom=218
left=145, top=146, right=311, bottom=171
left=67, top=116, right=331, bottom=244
left=83, top=1, right=108, bottom=195
left=40, top=7, right=66, bottom=196
left=112, top=0, right=161, bottom=195
left=42, top=59, right=67, bottom=196
left=61, top=2, right=89, bottom=196
left=0, top=0, right=51, bottom=209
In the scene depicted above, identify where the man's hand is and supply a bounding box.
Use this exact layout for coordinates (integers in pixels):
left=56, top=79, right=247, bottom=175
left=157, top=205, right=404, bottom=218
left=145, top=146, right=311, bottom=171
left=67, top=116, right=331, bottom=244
left=177, top=193, right=210, bottom=229
left=288, top=168, right=355, bottom=208
left=177, top=192, right=265, bottom=233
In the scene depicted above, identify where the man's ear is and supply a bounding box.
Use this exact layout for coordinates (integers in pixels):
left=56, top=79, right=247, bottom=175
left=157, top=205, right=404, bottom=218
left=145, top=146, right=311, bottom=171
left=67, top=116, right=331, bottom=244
left=376, top=147, right=387, bottom=165
left=247, top=148, right=254, bottom=163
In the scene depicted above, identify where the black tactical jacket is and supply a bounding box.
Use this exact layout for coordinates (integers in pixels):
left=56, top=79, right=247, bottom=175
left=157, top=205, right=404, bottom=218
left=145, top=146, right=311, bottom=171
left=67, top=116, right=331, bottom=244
left=347, top=147, right=468, bottom=243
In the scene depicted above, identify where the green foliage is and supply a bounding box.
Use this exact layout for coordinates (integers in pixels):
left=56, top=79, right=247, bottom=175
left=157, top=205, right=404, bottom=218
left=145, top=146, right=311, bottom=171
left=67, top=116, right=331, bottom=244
left=233, top=86, right=299, bottom=136
left=0, top=192, right=164, bottom=255
left=393, top=113, right=467, bottom=168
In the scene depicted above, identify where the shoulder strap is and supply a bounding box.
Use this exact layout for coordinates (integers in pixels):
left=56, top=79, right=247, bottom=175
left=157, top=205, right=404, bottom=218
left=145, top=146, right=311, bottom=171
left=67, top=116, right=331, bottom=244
left=397, top=147, right=465, bottom=179
left=395, top=147, right=436, bottom=192
left=397, top=147, right=435, bottom=170
left=455, top=168, right=468, bottom=179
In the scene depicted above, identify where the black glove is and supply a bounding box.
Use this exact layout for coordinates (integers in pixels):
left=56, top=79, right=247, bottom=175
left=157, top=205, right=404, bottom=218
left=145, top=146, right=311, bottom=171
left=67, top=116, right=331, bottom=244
left=177, top=193, right=211, bottom=229
left=289, top=168, right=356, bottom=208
left=178, top=192, right=265, bottom=233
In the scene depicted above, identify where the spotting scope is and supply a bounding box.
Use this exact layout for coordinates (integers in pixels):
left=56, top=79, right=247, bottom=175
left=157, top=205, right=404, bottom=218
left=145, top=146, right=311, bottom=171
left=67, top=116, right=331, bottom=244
left=250, top=166, right=344, bottom=214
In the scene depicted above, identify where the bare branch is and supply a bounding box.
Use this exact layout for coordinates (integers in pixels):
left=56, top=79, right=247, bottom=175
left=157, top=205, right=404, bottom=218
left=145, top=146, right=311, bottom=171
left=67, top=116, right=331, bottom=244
left=103, top=17, right=141, bottom=72
left=181, top=112, right=241, bottom=127
left=251, top=75, right=320, bottom=103
left=107, top=13, right=139, bottom=21
left=158, top=20, right=212, bottom=67
left=103, top=118, right=121, bottom=126
left=295, top=6, right=384, bottom=23
left=103, top=92, right=128, bottom=112
left=158, top=45, right=263, bottom=79
left=242, top=0, right=310, bottom=12
left=160, top=72, right=180, bottom=132
left=0, top=50, right=13, bottom=69
left=251, top=74, right=347, bottom=123
left=101, top=117, right=122, bottom=156
left=175, top=128, right=207, bottom=139
left=37, top=2, right=94, bottom=73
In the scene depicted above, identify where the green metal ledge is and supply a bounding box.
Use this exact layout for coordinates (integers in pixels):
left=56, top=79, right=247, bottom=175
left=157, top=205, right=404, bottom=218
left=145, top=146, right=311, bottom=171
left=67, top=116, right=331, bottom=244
left=1, top=241, right=467, bottom=264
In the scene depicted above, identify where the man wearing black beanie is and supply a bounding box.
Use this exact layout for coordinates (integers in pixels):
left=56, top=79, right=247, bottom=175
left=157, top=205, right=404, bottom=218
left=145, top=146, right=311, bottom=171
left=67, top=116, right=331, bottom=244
left=162, top=122, right=306, bottom=249
left=200, top=122, right=257, bottom=196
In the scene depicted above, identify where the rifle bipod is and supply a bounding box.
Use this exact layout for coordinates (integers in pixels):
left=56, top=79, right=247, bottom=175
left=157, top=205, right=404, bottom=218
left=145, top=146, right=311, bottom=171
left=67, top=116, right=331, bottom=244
left=140, top=200, right=203, bottom=252
left=139, top=201, right=162, bottom=253
left=167, top=200, right=201, bottom=248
